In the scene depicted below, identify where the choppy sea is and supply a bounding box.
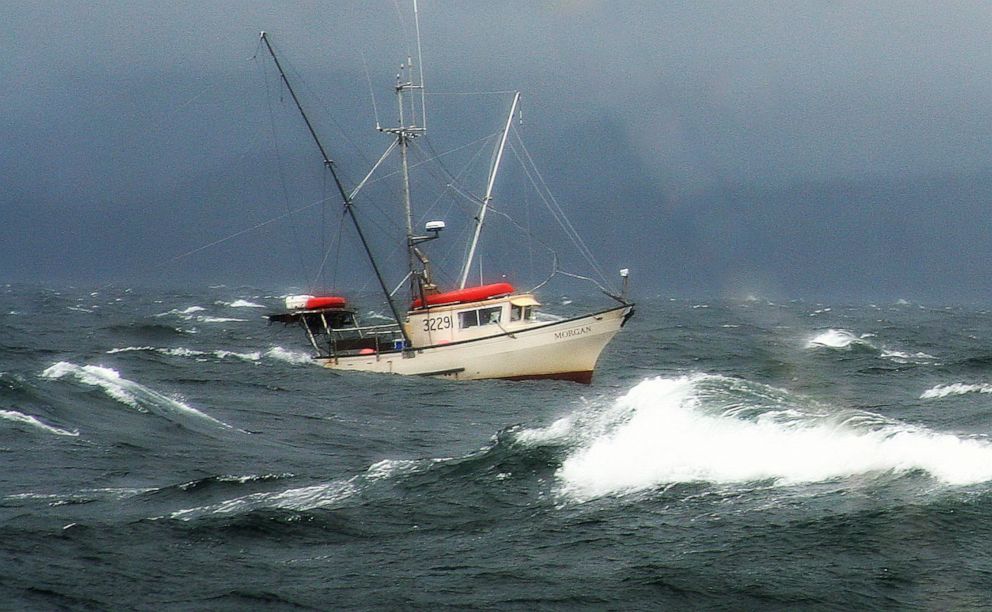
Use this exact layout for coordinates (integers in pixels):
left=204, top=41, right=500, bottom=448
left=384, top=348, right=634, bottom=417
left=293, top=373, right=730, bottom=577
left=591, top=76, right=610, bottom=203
left=2, top=284, right=991, bottom=609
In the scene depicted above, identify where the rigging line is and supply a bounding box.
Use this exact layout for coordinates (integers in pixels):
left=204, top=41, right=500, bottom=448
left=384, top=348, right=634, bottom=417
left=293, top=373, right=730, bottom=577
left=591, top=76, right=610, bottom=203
left=261, top=55, right=310, bottom=283
left=349, top=139, right=398, bottom=201
left=286, top=62, right=373, bottom=179
left=366, top=132, right=496, bottom=194
left=425, top=90, right=520, bottom=96
left=515, top=130, right=611, bottom=289
left=509, top=129, right=614, bottom=290
left=413, top=0, right=427, bottom=130
left=165, top=199, right=324, bottom=265
left=260, top=35, right=370, bottom=184
left=391, top=0, right=416, bottom=73
left=330, top=208, right=347, bottom=293
left=362, top=50, right=382, bottom=130
left=528, top=252, right=616, bottom=297
left=509, top=139, right=601, bottom=287
left=320, top=163, right=327, bottom=289
left=416, top=137, right=612, bottom=297
left=414, top=136, right=492, bottom=218
left=423, top=133, right=493, bottom=196
left=311, top=205, right=348, bottom=291
left=261, top=32, right=411, bottom=347
left=419, top=133, right=500, bottom=212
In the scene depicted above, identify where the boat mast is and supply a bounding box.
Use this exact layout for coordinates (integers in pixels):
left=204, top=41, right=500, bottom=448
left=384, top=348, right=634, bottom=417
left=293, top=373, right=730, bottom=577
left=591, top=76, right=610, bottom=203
left=259, top=32, right=411, bottom=346
left=381, top=2, right=431, bottom=303
left=458, top=92, right=521, bottom=289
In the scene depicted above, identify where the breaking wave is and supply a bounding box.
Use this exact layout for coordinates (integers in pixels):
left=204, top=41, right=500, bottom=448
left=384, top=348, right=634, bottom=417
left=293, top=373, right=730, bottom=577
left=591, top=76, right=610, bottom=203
left=921, top=383, right=992, bottom=399
left=169, top=459, right=435, bottom=520
left=0, top=410, right=79, bottom=437
left=807, top=329, right=935, bottom=363
left=517, top=375, right=992, bottom=500
left=41, top=362, right=236, bottom=432
left=218, top=299, right=265, bottom=309
left=106, top=346, right=313, bottom=365
left=155, top=306, right=247, bottom=323
left=807, top=329, right=874, bottom=350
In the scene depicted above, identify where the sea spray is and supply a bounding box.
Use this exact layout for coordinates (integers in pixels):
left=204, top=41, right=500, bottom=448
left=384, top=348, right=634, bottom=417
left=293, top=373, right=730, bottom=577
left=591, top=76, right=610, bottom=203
left=544, top=375, right=992, bottom=500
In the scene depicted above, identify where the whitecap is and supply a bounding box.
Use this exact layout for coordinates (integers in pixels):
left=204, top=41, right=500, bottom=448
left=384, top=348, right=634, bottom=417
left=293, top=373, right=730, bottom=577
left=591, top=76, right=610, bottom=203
left=264, top=347, right=314, bottom=365
left=538, top=375, right=992, bottom=501
left=170, top=480, right=358, bottom=520
left=196, top=316, right=247, bottom=323
left=881, top=349, right=937, bottom=364
left=156, top=306, right=206, bottom=318
left=807, top=329, right=865, bottom=349
left=41, top=362, right=234, bottom=431
left=921, top=383, right=992, bottom=399
left=106, top=346, right=158, bottom=354
left=215, top=350, right=262, bottom=362
left=228, top=299, right=265, bottom=309
left=0, top=410, right=78, bottom=437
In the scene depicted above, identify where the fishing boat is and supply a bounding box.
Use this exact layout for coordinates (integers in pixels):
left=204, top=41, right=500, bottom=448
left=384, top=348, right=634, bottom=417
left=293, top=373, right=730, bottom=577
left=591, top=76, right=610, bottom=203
left=260, top=8, right=633, bottom=383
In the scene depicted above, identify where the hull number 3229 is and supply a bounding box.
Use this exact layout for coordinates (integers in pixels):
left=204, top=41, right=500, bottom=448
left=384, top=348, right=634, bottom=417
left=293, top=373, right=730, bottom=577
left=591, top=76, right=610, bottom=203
left=424, top=315, right=453, bottom=332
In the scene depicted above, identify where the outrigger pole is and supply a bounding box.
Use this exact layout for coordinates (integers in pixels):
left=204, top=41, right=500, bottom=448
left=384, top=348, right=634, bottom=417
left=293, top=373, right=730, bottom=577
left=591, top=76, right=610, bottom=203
left=259, top=32, right=412, bottom=347
left=458, top=91, right=521, bottom=289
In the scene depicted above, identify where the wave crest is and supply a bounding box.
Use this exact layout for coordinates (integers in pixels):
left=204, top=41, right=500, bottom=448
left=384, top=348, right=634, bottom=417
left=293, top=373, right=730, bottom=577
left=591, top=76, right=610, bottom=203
left=518, top=375, right=992, bottom=501
left=0, top=410, right=78, bottom=437
left=41, top=361, right=235, bottom=432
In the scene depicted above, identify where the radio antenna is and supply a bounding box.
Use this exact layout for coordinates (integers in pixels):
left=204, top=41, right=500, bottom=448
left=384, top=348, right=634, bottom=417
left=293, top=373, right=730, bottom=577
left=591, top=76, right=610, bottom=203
left=362, top=50, right=382, bottom=130
left=413, top=0, right=427, bottom=130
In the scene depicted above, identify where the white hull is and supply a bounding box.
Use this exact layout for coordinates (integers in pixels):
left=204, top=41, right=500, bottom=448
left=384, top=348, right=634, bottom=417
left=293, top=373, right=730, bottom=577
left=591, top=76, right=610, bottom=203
left=316, top=305, right=631, bottom=382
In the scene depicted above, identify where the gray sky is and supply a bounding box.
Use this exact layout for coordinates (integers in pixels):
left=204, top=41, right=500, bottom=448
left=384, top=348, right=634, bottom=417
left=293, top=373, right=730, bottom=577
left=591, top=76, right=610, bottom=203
left=3, top=1, right=991, bottom=300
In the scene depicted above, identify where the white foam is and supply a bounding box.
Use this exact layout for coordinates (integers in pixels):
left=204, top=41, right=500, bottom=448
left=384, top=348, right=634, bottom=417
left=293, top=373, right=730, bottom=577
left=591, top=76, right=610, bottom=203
left=921, top=383, right=992, bottom=399
left=171, top=480, right=358, bottom=520
left=169, top=459, right=449, bottom=520
left=197, top=316, right=247, bottom=323
left=107, top=346, right=264, bottom=363
left=154, top=307, right=245, bottom=323
left=106, top=346, right=157, bottom=354
left=156, top=306, right=206, bottom=318
left=541, top=375, right=992, bottom=501
left=43, top=362, right=142, bottom=409
left=0, top=410, right=78, bottom=437
left=264, top=347, right=314, bottom=365
left=41, top=362, right=234, bottom=430
left=215, top=350, right=262, bottom=362
left=807, top=329, right=934, bottom=363
left=881, top=349, right=937, bottom=363
left=807, top=329, right=865, bottom=349
left=228, top=299, right=265, bottom=308
left=365, top=458, right=448, bottom=482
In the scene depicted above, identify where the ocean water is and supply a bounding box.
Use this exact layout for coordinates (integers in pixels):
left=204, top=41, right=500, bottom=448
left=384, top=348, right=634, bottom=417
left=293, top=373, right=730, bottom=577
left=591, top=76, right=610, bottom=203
left=2, top=284, right=991, bottom=609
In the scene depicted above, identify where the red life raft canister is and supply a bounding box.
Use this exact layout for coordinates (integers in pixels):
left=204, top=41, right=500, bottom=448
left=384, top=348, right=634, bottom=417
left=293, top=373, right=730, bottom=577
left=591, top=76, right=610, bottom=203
left=285, top=295, right=348, bottom=310
left=411, top=283, right=514, bottom=309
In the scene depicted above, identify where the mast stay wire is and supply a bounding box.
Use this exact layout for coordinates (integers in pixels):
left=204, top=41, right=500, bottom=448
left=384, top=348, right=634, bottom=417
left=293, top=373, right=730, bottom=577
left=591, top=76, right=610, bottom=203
left=258, top=53, right=311, bottom=286
left=508, top=127, right=616, bottom=293
left=415, top=117, right=620, bottom=297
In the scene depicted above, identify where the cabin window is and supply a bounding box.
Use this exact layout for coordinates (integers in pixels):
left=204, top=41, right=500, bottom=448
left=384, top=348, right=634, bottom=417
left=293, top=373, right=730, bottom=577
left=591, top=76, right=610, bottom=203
left=459, top=306, right=502, bottom=329
left=510, top=305, right=533, bottom=322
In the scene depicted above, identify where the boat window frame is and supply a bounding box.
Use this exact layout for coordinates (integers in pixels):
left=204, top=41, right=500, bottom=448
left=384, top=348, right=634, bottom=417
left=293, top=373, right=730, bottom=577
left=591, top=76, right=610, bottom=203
left=458, top=305, right=503, bottom=329
left=510, top=305, right=534, bottom=322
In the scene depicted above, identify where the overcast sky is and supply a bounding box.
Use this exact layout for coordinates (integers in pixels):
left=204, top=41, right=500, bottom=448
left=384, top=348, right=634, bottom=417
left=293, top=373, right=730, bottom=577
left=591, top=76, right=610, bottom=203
left=3, top=1, right=991, bottom=300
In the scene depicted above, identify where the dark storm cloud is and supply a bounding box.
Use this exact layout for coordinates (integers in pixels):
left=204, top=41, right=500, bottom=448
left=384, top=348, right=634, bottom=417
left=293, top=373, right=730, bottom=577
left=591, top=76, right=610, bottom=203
left=2, top=1, right=991, bottom=299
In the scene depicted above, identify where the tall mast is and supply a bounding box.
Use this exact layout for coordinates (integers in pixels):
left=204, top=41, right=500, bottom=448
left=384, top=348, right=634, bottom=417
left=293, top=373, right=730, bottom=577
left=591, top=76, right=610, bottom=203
left=381, top=5, right=428, bottom=302
left=259, top=32, right=411, bottom=346
left=459, top=92, right=521, bottom=289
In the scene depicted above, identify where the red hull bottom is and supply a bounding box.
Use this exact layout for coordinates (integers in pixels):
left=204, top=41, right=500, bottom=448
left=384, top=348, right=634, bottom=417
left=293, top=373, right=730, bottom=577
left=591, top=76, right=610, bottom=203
left=499, top=370, right=594, bottom=384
